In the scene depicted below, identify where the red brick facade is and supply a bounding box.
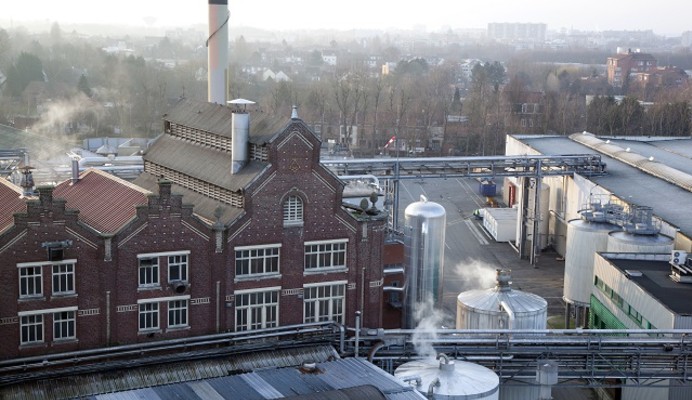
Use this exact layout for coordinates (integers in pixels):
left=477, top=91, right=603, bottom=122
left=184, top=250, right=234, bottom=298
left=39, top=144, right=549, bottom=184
left=0, top=108, right=387, bottom=360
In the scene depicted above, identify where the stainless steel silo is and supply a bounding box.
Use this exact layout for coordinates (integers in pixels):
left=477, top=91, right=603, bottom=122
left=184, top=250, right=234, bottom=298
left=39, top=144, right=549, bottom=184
left=563, top=219, right=620, bottom=308
left=606, top=206, right=673, bottom=253
left=607, top=231, right=674, bottom=253
left=395, top=353, right=499, bottom=400
left=456, top=269, right=547, bottom=330
left=403, top=195, right=446, bottom=329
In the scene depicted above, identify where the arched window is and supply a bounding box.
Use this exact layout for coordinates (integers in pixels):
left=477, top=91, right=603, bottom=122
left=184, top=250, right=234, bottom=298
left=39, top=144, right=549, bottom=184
left=283, top=195, right=303, bottom=226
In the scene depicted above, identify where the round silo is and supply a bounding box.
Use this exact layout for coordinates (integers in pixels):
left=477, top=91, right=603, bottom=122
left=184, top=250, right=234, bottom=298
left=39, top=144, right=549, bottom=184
left=528, top=181, right=550, bottom=251
left=607, top=231, right=674, bottom=253
left=403, top=195, right=446, bottom=329
left=563, top=219, right=620, bottom=308
left=395, top=354, right=499, bottom=400
left=456, top=270, right=547, bottom=330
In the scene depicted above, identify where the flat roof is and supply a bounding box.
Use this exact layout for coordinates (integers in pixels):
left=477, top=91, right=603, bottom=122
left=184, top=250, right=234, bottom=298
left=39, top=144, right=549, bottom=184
left=515, top=135, right=692, bottom=239
left=609, top=258, right=692, bottom=315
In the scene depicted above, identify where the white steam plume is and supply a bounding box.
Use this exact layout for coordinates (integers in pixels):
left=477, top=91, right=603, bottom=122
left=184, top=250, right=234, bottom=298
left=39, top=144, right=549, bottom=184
left=451, top=259, right=498, bottom=291
left=411, top=294, right=445, bottom=360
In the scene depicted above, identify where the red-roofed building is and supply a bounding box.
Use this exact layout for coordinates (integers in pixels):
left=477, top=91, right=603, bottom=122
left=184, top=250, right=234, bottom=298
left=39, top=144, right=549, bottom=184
left=53, top=169, right=150, bottom=234
left=0, top=178, right=26, bottom=234
left=0, top=99, right=388, bottom=360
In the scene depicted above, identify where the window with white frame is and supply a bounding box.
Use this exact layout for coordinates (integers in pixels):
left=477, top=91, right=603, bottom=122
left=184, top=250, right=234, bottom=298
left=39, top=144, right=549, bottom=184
left=139, top=302, right=159, bottom=331
left=168, top=299, right=188, bottom=328
left=20, top=314, right=44, bottom=344
left=235, top=245, right=281, bottom=277
left=235, top=288, right=279, bottom=332
left=304, top=239, right=347, bottom=271
left=283, top=195, right=303, bottom=225
left=52, top=262, right=75, bottom=295
left=19, top=266, right=43, bottom=298
left=138, top=257, right=159, bottom=287
left=303, top=282, right=345, bottom=324
left=53, top=310, right=75, bottom=340
left=168, top=254, right=188, bottom=282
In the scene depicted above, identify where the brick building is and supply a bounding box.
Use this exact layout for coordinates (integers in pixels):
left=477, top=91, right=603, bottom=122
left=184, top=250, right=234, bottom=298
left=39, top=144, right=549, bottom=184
left=0, top=99, right=388, bottom=360
left=606, top=49, right=658, bottom=88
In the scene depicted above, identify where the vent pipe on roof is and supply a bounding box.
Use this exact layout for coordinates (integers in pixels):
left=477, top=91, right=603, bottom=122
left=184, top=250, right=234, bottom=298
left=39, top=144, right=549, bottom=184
left=207, top=0, right=229, bottom=104
left=229, top=99, right=254, bottom=174
left=71, top=158, right=80, bottom=184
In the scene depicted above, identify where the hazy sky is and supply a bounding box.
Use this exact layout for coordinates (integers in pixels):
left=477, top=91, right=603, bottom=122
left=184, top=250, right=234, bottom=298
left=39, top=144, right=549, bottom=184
left=4, top=0, right=690, bottom=36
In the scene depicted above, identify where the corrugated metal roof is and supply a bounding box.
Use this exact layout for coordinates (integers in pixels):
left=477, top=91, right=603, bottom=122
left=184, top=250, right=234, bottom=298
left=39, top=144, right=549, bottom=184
left=457, top=285, right=548, bottom=315
left=53, top=168, right=150, bottom=234
left=34, top=353, right=425, bottom=400
left=516, top=135, right=692, bottom=240
left=0, top=178, right=26, bottom=233
left=164, top=98, right=287, bottom=144
left=1, top=346, right=340, bottom=400
left=142, top=134, right=268, bottom=192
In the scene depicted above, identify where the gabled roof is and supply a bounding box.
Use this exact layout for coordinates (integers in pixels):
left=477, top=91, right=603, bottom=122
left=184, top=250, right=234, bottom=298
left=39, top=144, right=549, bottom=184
left=142, top=134, right=268, bottom=192
left=53, top=169, right=150, bottom=234
left=164, top=98, right=288, bottom=144
left=0, top=178, right=26, bottom=233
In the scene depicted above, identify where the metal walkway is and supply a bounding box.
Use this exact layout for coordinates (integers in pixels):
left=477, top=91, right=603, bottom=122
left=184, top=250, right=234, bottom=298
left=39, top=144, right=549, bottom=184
left=324, top=154, right=606, bottom=264
left=356, top=328, right=692, bottom=388
left=2, top=325, right=691, bottom=389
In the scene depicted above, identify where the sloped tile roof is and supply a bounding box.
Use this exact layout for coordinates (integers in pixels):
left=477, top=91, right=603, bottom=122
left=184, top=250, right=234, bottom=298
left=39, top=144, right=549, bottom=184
left=143, top=134, right=269, bottom=192
left=135, top=171, right=244, bottom=224
left=0, top=178, right=26, bottom=233
left=53, top=169, right=150, bottom=234
left=164, top=98, right=288, bottom=144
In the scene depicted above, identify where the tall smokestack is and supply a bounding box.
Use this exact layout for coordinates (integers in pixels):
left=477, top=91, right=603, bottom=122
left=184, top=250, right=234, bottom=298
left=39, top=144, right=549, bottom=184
left=207, top=0, right=229, bottom=104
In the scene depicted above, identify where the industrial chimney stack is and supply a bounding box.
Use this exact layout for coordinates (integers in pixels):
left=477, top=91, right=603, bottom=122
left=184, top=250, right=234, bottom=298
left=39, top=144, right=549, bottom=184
left=207, top=0, right=229, bottom=104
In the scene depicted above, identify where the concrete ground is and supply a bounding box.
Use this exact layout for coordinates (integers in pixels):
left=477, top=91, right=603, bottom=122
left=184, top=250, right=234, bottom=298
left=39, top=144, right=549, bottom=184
left=398, top=178, right=598, bottom=400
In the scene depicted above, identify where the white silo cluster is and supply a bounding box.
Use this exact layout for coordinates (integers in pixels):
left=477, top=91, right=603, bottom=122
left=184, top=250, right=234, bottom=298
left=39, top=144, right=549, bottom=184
left=563, top=202, right=622, bottom=327
left=563, top=202, right=673, bottom=327
left=395, top=353, right=500, bottom=400
left=403, top=195, right=446, bottom=329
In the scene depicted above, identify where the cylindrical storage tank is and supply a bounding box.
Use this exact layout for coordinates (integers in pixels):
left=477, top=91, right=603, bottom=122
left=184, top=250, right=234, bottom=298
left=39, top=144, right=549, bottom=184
left=403, top=195, right=446, bottom=329
left=456, top=270, right=547, bottom=330
left=563, top=219, right=620, bottom=307
left=607, top=232, right=674, bottom=253
left=395, top=354, right=499, bottom=400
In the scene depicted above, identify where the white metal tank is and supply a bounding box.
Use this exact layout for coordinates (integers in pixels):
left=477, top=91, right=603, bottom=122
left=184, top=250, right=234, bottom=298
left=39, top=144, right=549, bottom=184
left=403, top=195, right=446, bottom=329
left=395, top=354, right=499, bottom=400
left=563, top=219, right=620, bottom=307
left=456, top=270, right=547, bottom=330
left=607, top=231, right=674, bottom=253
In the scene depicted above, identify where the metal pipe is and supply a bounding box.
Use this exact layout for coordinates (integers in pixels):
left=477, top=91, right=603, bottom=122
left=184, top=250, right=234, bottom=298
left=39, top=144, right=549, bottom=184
left=500, top=300, right=515, bottom=330
left=215, top=280, right=220, bottom=333
left=400, top=375, right=422, bottom=387
left=105, top=291, right=111, bottom=345
left=367, top=341, right=386, bottom=362
left=427, top=377, right=440, bottom=399
left=354, top=311, right=361, bottom=359
left=338, top=323, right=345, bottom=355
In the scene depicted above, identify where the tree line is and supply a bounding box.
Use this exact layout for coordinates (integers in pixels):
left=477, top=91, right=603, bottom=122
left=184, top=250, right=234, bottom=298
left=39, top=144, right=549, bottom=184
left=1, top=23, right=690, bottom=157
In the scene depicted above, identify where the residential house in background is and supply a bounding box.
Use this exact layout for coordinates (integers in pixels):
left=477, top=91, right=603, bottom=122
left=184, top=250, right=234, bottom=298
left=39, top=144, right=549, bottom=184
left=606, top=49, right=657, bottom=89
